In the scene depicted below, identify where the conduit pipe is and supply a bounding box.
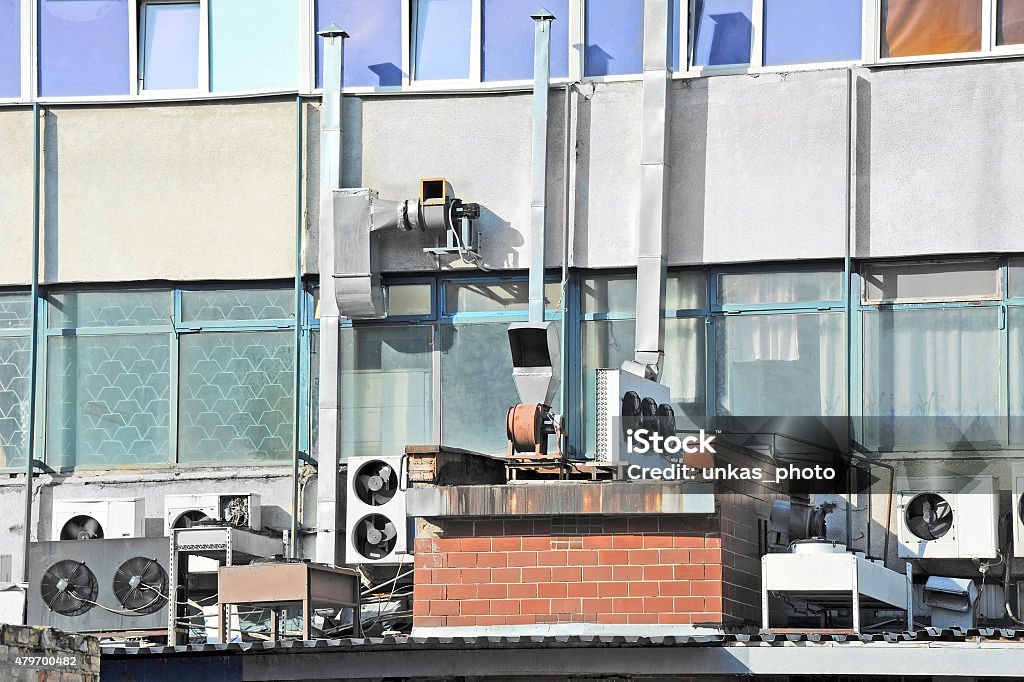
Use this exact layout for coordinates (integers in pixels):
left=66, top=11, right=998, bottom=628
left=22, top=103, right=41, bottom=583
left=315, top=25, right=348, bottom=566
left=628, top=0, right=672, bottom=380
left=290, top=95, right=304, bottom=559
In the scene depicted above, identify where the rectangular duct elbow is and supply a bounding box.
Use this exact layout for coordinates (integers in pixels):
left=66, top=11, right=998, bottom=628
left=332, top=188, right=387, bottom=319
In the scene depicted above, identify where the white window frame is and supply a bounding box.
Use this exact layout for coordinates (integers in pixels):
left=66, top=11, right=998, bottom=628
left=131, top=0, right=209, bottom=97
left=871, top=0, right=1024, bottom=65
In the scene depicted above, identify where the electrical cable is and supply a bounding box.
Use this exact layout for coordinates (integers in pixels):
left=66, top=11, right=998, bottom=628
left=68, top=589, right=165, bottom=617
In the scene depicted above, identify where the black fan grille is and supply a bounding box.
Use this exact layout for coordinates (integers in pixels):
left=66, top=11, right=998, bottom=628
left=354, top=513, right=398, bottom=560
left=905, top=493, right=953, bottom=541
left=60, top=515, right=104, bottom=541
left=113, top=557, right=168, bottom=614
left=40, top=560, right=97, bottom=617
left=354, top=460, right=399, bottom=506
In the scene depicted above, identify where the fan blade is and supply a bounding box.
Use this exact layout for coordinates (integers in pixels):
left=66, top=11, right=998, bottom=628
left=83, top=518, right=102, bottom=538
left=380, top=520, right=397, bottom=541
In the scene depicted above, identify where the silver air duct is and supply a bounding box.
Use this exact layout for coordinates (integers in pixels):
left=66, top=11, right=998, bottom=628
left=625, top=0, right=672, bottom=380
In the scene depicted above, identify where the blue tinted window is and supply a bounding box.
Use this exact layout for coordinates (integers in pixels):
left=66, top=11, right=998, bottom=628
left=141, top=2, right=200, bottom=90
left=38, top=0, right=130, bottom=97
left=0, top=0, right=18, bottom=97
left=210, top=0, right=299, bottom=92
left=316, top=0, right=402, bottom=88
left=414, top=0, right=472, bottom=81
left=585, top=0, right=643, bottom=76
left=764, top=0, right=861, bottom=65
left=483, top=0, right=569, bottom=81
left=693, top=0, right=752, bottom=67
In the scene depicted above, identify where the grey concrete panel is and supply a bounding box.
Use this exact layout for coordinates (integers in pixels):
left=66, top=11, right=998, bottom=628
left=0, top=108, right=36, bottom=285
left=669, top=70, right=849, bottom=266
left=39, top=100, right=300, bottom=284
left=858, top=61, right=1024, bottom=258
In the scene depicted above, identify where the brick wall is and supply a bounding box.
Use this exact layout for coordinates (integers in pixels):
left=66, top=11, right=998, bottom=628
left=414, top=515, right=743, bottom=629
left=0, top=625, right=100, bottom=682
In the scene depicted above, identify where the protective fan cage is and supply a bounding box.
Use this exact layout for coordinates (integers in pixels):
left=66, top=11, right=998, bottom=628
left=172, top=509, right=211, bottom=530
left=621, top=390, right=676, bottom=438
left=60, top=514, right=104, bottom=541
left=220, top=496, right=251, bottom=527
left=354, top=460, right=399, bottom=506
left=905, top=492, right=954, bottom=541
left=40, top=560, right=98, bottom=617
left=354, top=513, right=398, bottom=560
left=113, top=557, right=168, bottom=615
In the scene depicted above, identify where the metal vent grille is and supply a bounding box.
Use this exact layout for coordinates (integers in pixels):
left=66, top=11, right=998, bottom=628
left=595, top=369, right=612, bottom=462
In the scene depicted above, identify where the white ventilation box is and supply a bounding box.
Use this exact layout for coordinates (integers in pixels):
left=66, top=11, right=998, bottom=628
left=897, top=476, right=998, bottom=560
left=164, top=493, right=262, bottom=536
left=345, top=456, right=410, bottom=565
left=51, top=498, right=145, bottom=541
left=594, top=368, right=672, bottom=466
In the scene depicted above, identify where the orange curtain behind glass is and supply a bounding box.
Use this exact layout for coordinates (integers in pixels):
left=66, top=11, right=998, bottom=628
left=999, top=0, right=1024, bottom=44
left=882, top=0, right=982, bottom=57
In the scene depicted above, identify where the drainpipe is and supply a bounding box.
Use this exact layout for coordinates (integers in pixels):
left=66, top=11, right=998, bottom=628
left=844, top=69, right=854, bottom=551
left=559, top=83, right=573, bottom=434
left=22, top=103, right=41, bottom=583
left=290, top=95, right=304, bottom=559
left=627, top=0, right=672, bottom=380
left=529, top=9, right=554, bottom=324
left=315, top=25, right=347, bottom=566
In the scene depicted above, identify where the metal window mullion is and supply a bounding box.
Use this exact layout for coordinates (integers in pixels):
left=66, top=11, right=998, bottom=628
left=1002, top=259, right=1011, bottom=446
left=21, top=0, right=33, bottom=101
left=569, top=0, right=584, bottom=81
left=750, top=0, right=765, bottom=69
left=430, top=323, right=442, bottom=444
left=131, top=0, right=141, bottom=95
left=402, top=0, right=413, bottom=85
left=984, top=0, right=996, bottom=50
left=469, top=0, right=481, bottom=83
left=706, top=271, right=719, bottom=422
left=35, top=296, right=47, bottom=466
left=198, top=0, right=210, bottom=93
left=169, top=326, right=180, bottom=465
left=299, top=0, right=314, bottom=93
left=850, top=271, right=864, bottom=446
left=864, top=0, right=879, bottom=64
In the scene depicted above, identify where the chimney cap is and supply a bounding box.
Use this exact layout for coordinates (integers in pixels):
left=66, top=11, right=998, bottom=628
left=318, top=23, right=349, bottom=39
left=531, top=8, right=556, bottom=21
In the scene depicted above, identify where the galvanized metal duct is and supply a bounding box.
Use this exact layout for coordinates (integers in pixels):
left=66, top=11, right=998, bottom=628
left=315, top=24, right=347, bottom=566
left=627, top=0, right=673, bottom=380
left=529, top=8, right=554, bottom=324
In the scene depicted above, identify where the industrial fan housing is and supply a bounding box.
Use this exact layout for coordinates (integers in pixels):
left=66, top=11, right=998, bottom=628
left=896, top=476, right=998, bottom=560
left=345, top=456, right=410, bottom=565
left=27, top=537, right=170, bottom=633
left=51, top=498, right=144, bottom=541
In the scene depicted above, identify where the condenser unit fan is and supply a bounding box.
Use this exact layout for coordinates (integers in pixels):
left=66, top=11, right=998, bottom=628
left=354, top=460, right=399, bottom=506
left=656, top=403, right=676, bottom=439
left=113, top=557, right=168, bottom=615
left=354, top=514, right=398, bottom=560
left=622, top=391, right=642, bottom=430
left=905, top=493, right=954, bottom=541
left=60, top=515, right=104, bottom=541
left=172, top=509, right=211, bottom=530
left=40, top=560, right=97, bottom=616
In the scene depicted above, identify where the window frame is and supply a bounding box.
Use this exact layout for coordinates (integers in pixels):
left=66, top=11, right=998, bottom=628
left=133, top=0, right=209, bottom=97
left=871, top=0, right=1013, bottom=65
left=0, top=289, right=37, bottom=472
left=36, top=282, right=307, bottom=473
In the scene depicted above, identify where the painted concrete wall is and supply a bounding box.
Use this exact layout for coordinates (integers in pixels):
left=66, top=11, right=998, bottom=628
left=4, top=61, right=1024, bottom=288
left=0, top=108, right=35, bottom=286
left=0, top=468, right=313, bottom=582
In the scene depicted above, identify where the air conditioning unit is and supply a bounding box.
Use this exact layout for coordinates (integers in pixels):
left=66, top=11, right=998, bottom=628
left=27, top=537, right=170, bottom=633
left=1010, top=464, right=1024, bottom=557
left=897, top=476, right=998, bottom=560
left=345, top=456, right=411, bottom=565
left=164, top=493, right=262, bottom=536
left=594, top=368, right=672, bottom=465
left=51, top=498, right=145, bottom=541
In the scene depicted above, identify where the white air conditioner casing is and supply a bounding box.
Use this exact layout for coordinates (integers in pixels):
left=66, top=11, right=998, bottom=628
left=51, top=498, right=145, bottom=541
left=163, top=493, right=262, bottom=536
left=1011, top=464, right=1024, bottom=557
left=345, top=455, right=410, bottom=565
left=897, top=476, right=998, bottom=560
left=594, top=368, right=672, bottom=465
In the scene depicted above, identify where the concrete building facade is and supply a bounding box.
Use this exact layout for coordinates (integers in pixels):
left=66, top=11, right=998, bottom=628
left=2, top=0, right=1024, bottom=649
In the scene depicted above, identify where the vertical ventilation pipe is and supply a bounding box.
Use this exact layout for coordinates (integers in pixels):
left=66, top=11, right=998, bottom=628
left=22, top=103, right=41, bottom=582
left=290, top=95, right=304, bottom=559
left=628, top=0, right=672, bottom=379
left=315, top=25, right=347, bottom=566
left=529, top=9, right=555, bottom=324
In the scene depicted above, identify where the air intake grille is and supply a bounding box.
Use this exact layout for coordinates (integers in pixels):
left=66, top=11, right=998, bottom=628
left=595, top=369, right=612, bottom=462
